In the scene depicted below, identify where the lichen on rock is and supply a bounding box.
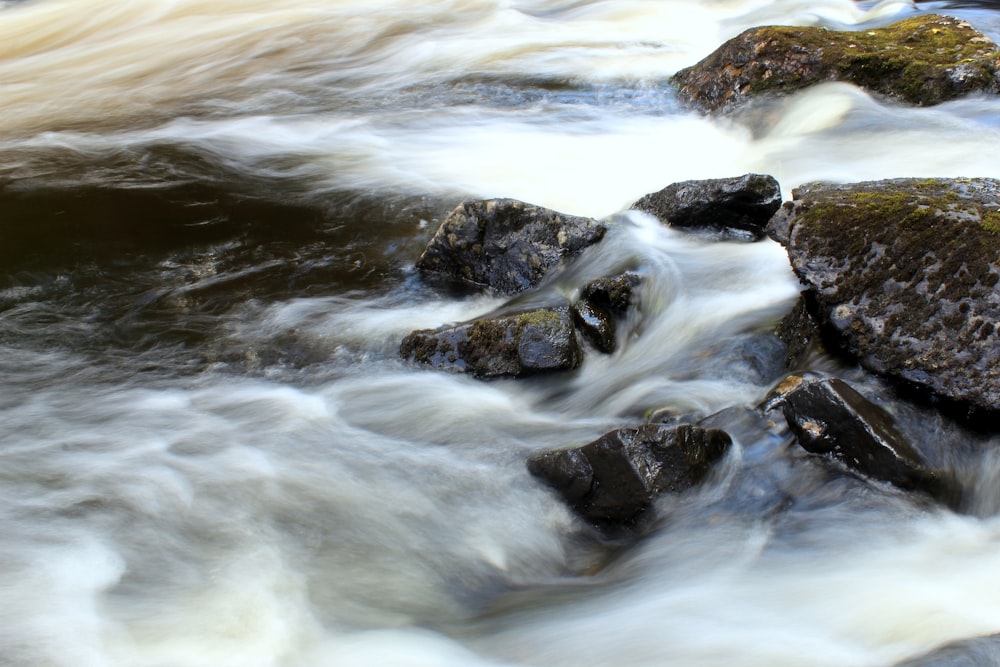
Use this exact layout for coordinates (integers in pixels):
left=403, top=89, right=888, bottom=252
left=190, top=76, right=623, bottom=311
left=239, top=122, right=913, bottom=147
left=766, top=177, right=1000, bottom=421
left=672, top=14, right=1000, bottom=113
left=416, top=198, right=607, bottom=294
left=400, top=305, right=582, bottom=378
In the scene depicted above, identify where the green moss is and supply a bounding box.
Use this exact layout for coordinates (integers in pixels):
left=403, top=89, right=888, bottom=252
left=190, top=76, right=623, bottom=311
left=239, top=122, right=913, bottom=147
left=982, top=210, right=1000, bottom=234
left=792, top=179, right=1000, bottom=335
left=675, top=14, right=1000, bottom=110
left=515, top=308, right=561, bottom=328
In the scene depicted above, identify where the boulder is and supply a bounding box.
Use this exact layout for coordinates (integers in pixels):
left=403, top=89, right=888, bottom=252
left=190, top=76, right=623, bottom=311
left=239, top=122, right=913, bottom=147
left=416, top=198, right=607, bottom=294
left=631, top=174, right=782, bottom=239
left=672, top=14, right=1000, bottom=113
left=571, top=272, right=642, bottom=353
left=766, top=178, right=1000, bottom=422
left=527, top=423, right=732, bottom=526
left=400, top=306, right=581, bottom=378
left=769, top=376, right=956, bottom=503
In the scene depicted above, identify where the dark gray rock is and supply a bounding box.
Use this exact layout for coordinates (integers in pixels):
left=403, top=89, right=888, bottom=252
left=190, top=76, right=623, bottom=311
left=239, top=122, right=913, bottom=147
left=766, top=178, right=1000, bottom=423
left=896, top=635, right=1000, bottom=667
left=570, top=272, right=642, bottom=353
left=571, top=299, right=615, bottom=353
left=527, top=424, right=732, bottom=526
left=672, top=14, right=1000, bottom=114
left=774, top=293, right=826, bottom=370
left=770, top=376, right=956, bottom=503
left=581, top=272, right=641, bottom=315
left=631, top=174, right=782, bottom=239
left=416, top=198, right=607, bottom=294
left=400, top=306, right=581, bottom=378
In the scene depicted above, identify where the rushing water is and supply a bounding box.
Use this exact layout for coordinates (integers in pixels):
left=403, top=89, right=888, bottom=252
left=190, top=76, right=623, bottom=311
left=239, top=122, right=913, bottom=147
left=3, top=1, right=1000, bottom=665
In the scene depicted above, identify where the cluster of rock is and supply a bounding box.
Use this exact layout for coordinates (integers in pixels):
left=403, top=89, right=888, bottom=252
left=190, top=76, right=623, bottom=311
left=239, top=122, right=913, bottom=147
left=398, top=12, right=1000, bottom=535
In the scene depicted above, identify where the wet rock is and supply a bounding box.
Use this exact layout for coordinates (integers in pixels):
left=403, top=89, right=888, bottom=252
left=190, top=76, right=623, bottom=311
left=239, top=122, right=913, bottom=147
left=774, top=293, right=826, bottom=370
left=770, top=376, right=955, bottom=503
left=571, top=299, right=615, bottom=353
left=527, top=423, right=732, bottom=526
left=581, top=272, right=641, bottom=315
left=571, top=272, right=642, bottom=353
left=416, top=198, right=607, bottom=294
left=895, top=634, right=1000, bottom=666
left=631, top=174, right=782, bottom=239
left=400, top=306, right=581, bottom=378
left=672, top=14, right=1000, bottom=113
left=766, top=177, right=1000, bottom=423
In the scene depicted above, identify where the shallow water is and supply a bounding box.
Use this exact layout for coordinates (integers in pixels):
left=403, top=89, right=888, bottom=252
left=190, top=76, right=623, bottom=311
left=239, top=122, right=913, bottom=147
left=2, top=0, right=1000, bottom=665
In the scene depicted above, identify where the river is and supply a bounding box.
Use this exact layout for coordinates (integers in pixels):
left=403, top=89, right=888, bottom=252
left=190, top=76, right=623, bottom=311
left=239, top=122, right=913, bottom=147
left=2, top=0, right=1000, bottom=665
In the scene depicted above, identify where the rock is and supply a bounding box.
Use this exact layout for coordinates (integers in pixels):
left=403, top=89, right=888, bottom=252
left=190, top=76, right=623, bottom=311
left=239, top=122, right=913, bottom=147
left=631, top=174, right=782, bottom=239
left=416, top=198, right=607, bottom=294
left=571, top=272, right=642, bottom=353
left=527, top=423, right=732, bottom=526
left=766, top=178, right=1000, bottom=423
left=672, top=14, right=1000, bottom=113
left=774, top=293, right=826, bottom=370
left=400, top=306, right=582, bottom=378
left=770, top=376, right=956, bottom=503
left=571, top=299, right=616, bottom=353
left=895, top=634, right=1000, bottom=666
left=581, top=272, right=641, bottom=315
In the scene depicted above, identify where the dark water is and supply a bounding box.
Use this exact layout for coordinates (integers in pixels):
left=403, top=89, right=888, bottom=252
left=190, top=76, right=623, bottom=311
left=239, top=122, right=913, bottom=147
left=2, top=1, right=1000, bottom=665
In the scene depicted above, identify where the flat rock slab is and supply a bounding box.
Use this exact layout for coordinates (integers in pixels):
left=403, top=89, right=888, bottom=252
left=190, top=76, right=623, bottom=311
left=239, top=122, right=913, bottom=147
left=672, top=14, right=1000, bottom=113
left=527, top=423, right=732, bottom=526
left=400, top=306, right=581, bottom=378
left=770, top=376, right=953, bottom=502
left=416, top=198, right=607, bottom=294
left=631, top=174, right=782, bottom=239
left=767, top=178, right=1000, bottom=420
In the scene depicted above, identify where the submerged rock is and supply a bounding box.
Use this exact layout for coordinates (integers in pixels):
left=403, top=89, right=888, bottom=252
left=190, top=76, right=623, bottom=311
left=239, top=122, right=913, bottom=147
left=527, top=424, right=732, bottom=526
left=672, top=14, right=1000, bottom=113
left=895, top=634, right=1000, bottom=666
left=769, top=376, right=955, bottom=503
left=400, top=306, right=581, bottom=378
left=416, top=198, right=607, bottom=294
left=766, top=178, right=1000, bottom=423
left=631, top=174, right=782, bottom=239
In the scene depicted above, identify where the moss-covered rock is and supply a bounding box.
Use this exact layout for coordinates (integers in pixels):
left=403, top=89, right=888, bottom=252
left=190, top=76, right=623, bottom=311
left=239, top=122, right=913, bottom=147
left=672, top=14, right=1000, bottom=113
left=766, top=177, right=1000, bottom=422
left=416, top=198, right=607, bottom=294
left=400, top=305, right=582, bottom=378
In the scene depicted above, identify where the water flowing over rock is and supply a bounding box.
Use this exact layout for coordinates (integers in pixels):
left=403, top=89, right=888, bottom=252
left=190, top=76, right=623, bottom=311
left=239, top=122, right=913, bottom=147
left=768, top=376, right=955, bottom=503
left=526, top=424, right=732, bottom=526
left=631, top=174, right=782, bottom=239
left=400, top=306, right=581, bottom=378
left=895, top=634, right=1000, bottom=666
left=571, top=272, right=641, bottom=353
left=416, top=198, right=607, bottom=294
left=766, top=178, right=1000, bottom=423
left=672, top=14, right=1000, bottom=113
